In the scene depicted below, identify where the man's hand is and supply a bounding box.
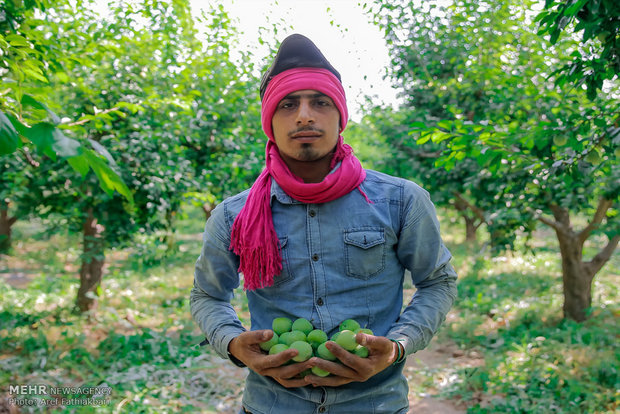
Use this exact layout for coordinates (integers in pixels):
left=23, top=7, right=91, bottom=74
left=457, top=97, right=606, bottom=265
left=228, top=330, right=313, bottom=388
left=304, top=332, right=401, bottom=387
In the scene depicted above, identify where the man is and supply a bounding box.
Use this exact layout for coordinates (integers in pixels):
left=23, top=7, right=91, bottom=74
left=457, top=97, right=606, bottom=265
left=190, top=34, right=457, bottom=414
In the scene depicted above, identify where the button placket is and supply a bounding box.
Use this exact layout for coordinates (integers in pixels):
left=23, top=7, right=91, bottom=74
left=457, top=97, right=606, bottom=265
left=307, top=204, right=327, bottom=318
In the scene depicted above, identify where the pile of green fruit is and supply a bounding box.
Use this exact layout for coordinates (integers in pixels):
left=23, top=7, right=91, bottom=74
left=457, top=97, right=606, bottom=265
left=259, top=317, right=372, bottom=377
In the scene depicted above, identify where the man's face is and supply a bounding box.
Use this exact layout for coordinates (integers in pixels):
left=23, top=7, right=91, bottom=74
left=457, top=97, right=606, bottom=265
left=271, top=89, right=341, bottom=165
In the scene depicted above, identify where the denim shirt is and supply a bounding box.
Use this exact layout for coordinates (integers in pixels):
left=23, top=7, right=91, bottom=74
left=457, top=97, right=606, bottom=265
left=190, top=169, right=458, bottom=414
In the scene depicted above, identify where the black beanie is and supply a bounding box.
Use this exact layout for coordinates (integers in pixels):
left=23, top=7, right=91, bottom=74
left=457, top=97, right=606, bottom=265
left=259, top=33, right=341, bottom=100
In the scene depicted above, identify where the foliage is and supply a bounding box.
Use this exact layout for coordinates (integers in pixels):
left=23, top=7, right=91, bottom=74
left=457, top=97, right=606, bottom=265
left=363, top=0, right=564, bottom=244
left=0, top=0, right=132, bottom=202
left=0, top=0, right=267, bottom=311
left=536, top=0, right=620, bottom=99
left=367, top=0, right=619, bottom=321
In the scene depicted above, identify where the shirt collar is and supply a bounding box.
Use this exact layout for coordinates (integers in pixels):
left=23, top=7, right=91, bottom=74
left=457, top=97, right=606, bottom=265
left=269, top=161, right=344, bottom=206
left=270, top=179, right=300, bottom=205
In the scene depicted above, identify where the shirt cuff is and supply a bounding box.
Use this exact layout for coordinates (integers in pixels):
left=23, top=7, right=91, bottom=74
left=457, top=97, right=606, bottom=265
left=386, top=332, right=421, bottom=360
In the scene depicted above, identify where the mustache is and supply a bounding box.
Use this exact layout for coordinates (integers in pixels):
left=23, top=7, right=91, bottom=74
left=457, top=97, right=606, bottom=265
left=288, top=126, right=324, bottom=137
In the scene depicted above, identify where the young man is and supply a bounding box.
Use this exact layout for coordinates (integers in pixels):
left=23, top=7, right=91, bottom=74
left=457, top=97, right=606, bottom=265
left=190, top=34, right=458, bottom=414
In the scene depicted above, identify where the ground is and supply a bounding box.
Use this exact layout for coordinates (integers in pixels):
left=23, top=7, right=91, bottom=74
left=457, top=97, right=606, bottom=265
left=406, top=333, right=484, bottom=413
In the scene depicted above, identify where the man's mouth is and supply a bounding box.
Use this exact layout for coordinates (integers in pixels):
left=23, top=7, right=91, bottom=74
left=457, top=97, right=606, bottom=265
left=290, top=129, right=323, bottom=140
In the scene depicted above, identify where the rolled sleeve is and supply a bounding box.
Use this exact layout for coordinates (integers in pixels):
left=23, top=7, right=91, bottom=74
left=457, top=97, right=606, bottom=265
left=388, top=183, right=458, bottom=356
left=190, top=201, right=247, bottom=360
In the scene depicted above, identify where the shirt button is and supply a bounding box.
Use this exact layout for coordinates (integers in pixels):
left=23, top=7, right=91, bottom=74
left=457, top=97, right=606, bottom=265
left=312, top=254, right=319, bottom=261
left=309, top=209, right=316, bottom=217
left=319, top=407, right=326, bottom=413
left=316, top=298, right=324, bottom=306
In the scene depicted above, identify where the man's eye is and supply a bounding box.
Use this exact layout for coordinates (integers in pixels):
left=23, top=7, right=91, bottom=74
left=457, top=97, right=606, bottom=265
left=316, top=100, right=331, bottom=106
left=279, top=101, right=295, bottom=109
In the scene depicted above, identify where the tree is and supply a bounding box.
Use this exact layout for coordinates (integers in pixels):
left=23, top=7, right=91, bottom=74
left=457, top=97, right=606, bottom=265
left=366, top=0, right=549, bottom=244
left=12, top=0, right=263, bottom=312
left=0, top=0, right=133, bottom=252
left=0, top=0, right=133, bottom=195
left=369, top=0, right=619, bottom=321
left=536, top=0, right=619, bottom=99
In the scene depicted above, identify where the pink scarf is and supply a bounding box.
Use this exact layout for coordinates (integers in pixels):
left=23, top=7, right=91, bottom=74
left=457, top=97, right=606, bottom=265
left=230, top=68, right=368, bottom=290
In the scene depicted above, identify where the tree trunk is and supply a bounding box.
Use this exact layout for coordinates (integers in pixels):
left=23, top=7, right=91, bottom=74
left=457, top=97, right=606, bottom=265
left=76, top=209, right=105, bottom=313
left=464, top=216, right=478, bottom=242
left=541, top=199, right=619, bottom=322
left=452, top=193, right=485, bottom=243
left=0, top=200, right=17, bottom=253
left=164, top=207, right=176, bottom=253
left=556, top=231, right=593, bottom=322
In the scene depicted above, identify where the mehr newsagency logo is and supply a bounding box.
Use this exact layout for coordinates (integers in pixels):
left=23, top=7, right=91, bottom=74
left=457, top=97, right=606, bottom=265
left=6, top=384, right=112, bottom=408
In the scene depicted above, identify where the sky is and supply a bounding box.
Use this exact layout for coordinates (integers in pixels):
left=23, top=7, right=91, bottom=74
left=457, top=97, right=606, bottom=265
left=190, top=0, right=402, bottom=120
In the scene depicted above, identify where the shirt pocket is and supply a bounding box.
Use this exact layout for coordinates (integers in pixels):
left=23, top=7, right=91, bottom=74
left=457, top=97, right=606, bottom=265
left=343, top=228, right=386, bottom=279
left=273, top=236, right=294, bottom=287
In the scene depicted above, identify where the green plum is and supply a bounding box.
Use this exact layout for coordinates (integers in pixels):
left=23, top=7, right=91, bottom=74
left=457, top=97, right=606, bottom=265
left=259, top=332, right=279, bottom=352
left=339, top=319, right=361, bottom=332
left=269, top=343, right=289, bottom=355
left=278, top=331, right=291, bottom=345
left=335, top=330, right=358, bottom=351
left=307, top=329, right=328, bottom=350
left=353, top=344, right=369, bottom=358
left=282, top=330, right=306, bottom=345
left=291, top=318, right=314, bottom=335
left=316, top=342, right=337, bottom=361
left=311, top=366, right=330, bottom=377
left=272, top=317, right=293, bottom=335
left=290, top=341, right=313, bottom=362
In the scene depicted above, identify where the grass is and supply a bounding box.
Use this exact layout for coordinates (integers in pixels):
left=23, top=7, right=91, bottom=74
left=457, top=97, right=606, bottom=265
left=420, top=216, right=620, bottom=414
left=0, top=206, right=618, bottom=413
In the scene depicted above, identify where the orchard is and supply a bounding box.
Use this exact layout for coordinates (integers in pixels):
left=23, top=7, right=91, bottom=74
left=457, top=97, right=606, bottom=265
left=0, top=0, right=617, bottom=413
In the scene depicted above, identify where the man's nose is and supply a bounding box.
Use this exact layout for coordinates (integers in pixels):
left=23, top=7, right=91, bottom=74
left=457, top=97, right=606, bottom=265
left=295, top=100, right=314, bottom=125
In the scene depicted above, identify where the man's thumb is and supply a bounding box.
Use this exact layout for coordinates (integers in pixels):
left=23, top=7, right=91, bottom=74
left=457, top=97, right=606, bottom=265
left=250, top=329, right=273, bottom=343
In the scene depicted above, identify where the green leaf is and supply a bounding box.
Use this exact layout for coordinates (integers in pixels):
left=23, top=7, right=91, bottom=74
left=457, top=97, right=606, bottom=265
left=5, top=34, right=30, bottom=47
left=21, top=95, right=60, bottom=124
left=409, top=121, right=427, bottom=130
left=88, top=139, right=117, bottom=168
left=0, top=110, right=20, bottom=155
left=430, top=130, right=452, bottom=143
left=417, top=134, right=431, bottom=145
left=533, top=11, right=550, bottom=23
left=52, top=129, right=80, bottom=157
left=437, top=120, right=453, bottom=131
left=23, top=122, right=57, bottom=160
left=84, top=149, right=134, bottom=204
left=67, top=153, right=90, bottom=177
left=565, top=0, right=588, bottom=17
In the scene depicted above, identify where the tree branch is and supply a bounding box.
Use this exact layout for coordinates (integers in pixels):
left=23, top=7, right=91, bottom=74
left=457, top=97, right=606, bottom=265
left=583, top=234, right=620, bottom=277
left=66, top=107, right=120, bottom=127
left=577, top=198, right=614, bottom=245
left=545, top=203, right=572, bottom=236
left=20, top=147, right=40, bottom=167
left=536, top=213, right=560, bottom=231
left=452, top=191, right=486, bottom=224
left=398, top=143, right=442, bottom=159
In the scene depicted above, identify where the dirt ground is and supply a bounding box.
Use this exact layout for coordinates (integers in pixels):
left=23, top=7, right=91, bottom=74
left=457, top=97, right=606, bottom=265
left=406, top=338, right=485, bottom=414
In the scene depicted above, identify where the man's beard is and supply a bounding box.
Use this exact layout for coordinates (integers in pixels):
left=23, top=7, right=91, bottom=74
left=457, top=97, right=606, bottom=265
left=296, top=143, right=322, bottom=161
